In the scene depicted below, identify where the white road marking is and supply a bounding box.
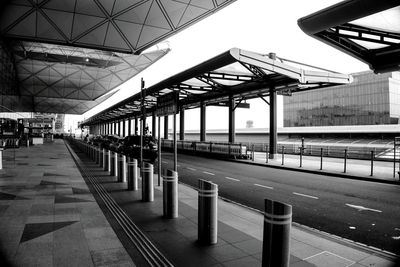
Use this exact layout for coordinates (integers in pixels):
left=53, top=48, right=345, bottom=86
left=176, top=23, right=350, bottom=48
left=293, top=192, right=319, bottom=199
left=187, top=167, right=197, bottom=171
left=254, top=183, right=273, bottom=190
left=225, top=177, right=240, bottom=182
left=345, top=204, right=382, bottom=213
left=203, top=171, right=215, bottom=176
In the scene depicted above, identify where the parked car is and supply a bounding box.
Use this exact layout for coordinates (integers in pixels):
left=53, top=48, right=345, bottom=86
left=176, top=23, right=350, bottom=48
left=118, top=135, right=158, bottom=163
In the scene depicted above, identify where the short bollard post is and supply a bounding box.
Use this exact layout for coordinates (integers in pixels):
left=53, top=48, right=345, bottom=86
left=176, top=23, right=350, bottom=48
left=110, top=151, right=115, bottom=176
left=299, top=147, right=303, bottom=167
left=0, top=148, right=3, bottom=170
left=118, top=154, right=127, bottom=182
left=95, top=147, right=99, bottom=164
left=99, top=147, right=103, bottom=167
left=344, top=148, right=348, bottom=173
left=198, top=179, right=218, bottom=245
left=163, top=169, right=178, bottom=219
left=370, top=150, right=374, bottom=176
left=127, top=158, right=138, bottom=191
left=141, top=162, right=154, bottom=202
left=252, top=144, right=255, bottom=161
left=262, top=199, right=292, bottom=267
left=320, top=148, right=323, bottom=170
left=281, top=146, right=285, bottom=165
left=114, top=152, right=119, bottom=177
left=103, top=148, right=108, bottom=171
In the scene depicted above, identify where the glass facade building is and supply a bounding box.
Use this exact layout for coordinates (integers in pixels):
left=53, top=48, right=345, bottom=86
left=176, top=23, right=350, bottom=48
left=283, top=71, right=400, bottom=127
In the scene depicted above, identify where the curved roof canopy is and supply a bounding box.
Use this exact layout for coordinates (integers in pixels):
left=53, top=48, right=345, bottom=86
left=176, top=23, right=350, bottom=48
left=298, top=0, right=400, bottom=73
left=0, top=0, right=236, bottom=114
left=81, top=48, right=353, bottom=126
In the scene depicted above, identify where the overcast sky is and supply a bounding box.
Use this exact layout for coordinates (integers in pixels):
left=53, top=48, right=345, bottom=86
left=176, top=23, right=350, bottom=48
left=72, top=0, right=370, bottom=133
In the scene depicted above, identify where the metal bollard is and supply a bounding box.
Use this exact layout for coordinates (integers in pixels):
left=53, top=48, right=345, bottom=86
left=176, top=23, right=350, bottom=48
left=118, top=154, right=127, bottom=182
left=110, top=151, right=115, bottom=176
left=141, top=162, right=154, bottom=202
left=114, top=152, right=119, bottom=177
left=99, top=147, right=103, bottom=167
left=370, top=150, right=374, bottom=176
left=262, top=199, right=292, bottom=267
left=281, top=146, right=285, bottom=165
left=95, top=147, right=99, bottom=164
left=320, top=148, right=323, bottom=170
left=127, top=158, right=138, bottom=191
left=163, top=169, right=178, bottom=219
left=299, top=147, right=303, bottom=167
left=0, top=148, right=3, bottom=170
left=198, top=179, right=218, bottom=245
left=103, top=149, right=109, bottom=171
left=252, top=144, right=255, bottom=161
left=344, top=148, right=348, bottom=173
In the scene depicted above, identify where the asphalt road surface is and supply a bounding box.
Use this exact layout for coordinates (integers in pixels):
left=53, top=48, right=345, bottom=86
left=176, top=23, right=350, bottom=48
left=160, top=152, right=400, bottom=255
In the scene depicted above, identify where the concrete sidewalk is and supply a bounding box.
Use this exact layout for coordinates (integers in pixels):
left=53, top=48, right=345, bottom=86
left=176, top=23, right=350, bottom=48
left=68, top=141, right=399, bottom=266
left=237, top=152, right=400, bottom=184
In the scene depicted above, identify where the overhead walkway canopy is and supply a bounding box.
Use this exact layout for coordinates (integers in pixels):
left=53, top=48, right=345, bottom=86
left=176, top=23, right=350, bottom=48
left=0, top=0, right=236, bottom=114
left=81, top=48, right=353, bottom=125
left=298, top=0, right=400, bottom=73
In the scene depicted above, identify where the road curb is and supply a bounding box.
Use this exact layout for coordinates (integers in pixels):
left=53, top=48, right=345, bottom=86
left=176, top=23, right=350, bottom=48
left=225, top=158, right=400, bottom=186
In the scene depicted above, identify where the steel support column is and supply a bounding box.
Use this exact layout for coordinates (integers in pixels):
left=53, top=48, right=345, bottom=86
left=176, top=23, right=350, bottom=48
left=200, top=102, right=206, bottom=142
left=118, top=120, right=121, bottom=136
left=128, top=118, right=131, bottom=136
left=228, top=96, right=235, bottom=143
left=122, top=119, right=126, bottom=137
left=179, top=107, right=185, bottom=141
left=164, top=116, right=169, bottom=139
left=269, top=86, right=277, bottom=159
left=152, top=112, right=156, bottom=138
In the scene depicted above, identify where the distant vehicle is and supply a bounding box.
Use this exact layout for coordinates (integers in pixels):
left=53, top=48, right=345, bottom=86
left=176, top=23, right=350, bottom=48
left=118, top=135, right=158, bottom=163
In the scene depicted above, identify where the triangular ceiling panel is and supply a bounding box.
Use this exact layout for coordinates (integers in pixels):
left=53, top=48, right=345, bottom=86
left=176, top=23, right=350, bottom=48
left=7, top=10, right=36, bottom=37
left=145, top=1, right=171, bottom=30
left=75, top=0, right=105, bottom=17
left=112, top=0, right=143, bottom=15
left=0, top=5, right=32, bottom=31
left=115, top=0, right=151, bottom=24
left=178, top=4, right=208, bottom=27
left=76, top=22, right=108, bottom=46
left=159, top=0, right=187, bottom=28
left=110, top=21, right=139, bottom=49
left=44, top=9, right=74, bottom=39
left=191, top=0, right=215, bottom=10
left=71, top=14, right=105, bottom=40
left=136, top=25, right=170, bottom=49
left=37, top=12, right=65, bottom=41
left=97, top=0, right=116, bottom=15
left=216, top=0, right=230, bottom=6
left=42, top=0, right=76, bottom=12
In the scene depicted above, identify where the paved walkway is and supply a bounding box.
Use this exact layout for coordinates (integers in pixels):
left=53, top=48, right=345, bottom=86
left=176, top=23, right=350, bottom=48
left=0, top=140, right=398, bottom=266
left=240, top=152, right=400, bottom=184
left=0, top=140, right=134, bottom=267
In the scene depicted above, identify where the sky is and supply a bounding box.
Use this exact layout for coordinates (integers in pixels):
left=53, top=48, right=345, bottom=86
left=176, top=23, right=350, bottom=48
left=70, top=0, right=370, bottom=133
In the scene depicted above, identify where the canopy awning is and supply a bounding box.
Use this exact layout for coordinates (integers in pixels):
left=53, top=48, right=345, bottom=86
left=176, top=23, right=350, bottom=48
left=81, top=48, right=352, bottom=126
left=298, top=0, right=400, bottom=73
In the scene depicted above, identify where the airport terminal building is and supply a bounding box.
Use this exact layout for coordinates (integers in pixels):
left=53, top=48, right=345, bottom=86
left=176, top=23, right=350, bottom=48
left=283, top=71, right=400, bottom=127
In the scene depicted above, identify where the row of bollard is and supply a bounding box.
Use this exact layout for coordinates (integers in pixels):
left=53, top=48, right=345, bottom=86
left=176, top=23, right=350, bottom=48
left=73, top=139, right=291, bottom=267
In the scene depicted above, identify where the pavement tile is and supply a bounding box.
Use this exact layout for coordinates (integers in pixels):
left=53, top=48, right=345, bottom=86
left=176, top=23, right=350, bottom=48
left=221, top=255, right=260, bottom=267
left=205, top=243, right=249, bottom=262
left=231, top=238, right=262, bottom=255
left=358, top=255, right=397, bottom=267
left=83, top=226, right=123, bottom=252
left=91, top=247, right=134, bottom=267
left=304, top=251, right=355, bottom=267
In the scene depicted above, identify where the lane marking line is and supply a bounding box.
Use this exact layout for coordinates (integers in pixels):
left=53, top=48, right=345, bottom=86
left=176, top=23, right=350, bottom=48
left=345, top=203, right=382, bottom=213
left=225, top=177, right=240, bottom=182
left=254, top=183, right=273, bottom=190
left=187, top=167, right=197, bottom=171
left=203, top=171, right=215, bottom=176
left=293, top=192, right=319, bottom=199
